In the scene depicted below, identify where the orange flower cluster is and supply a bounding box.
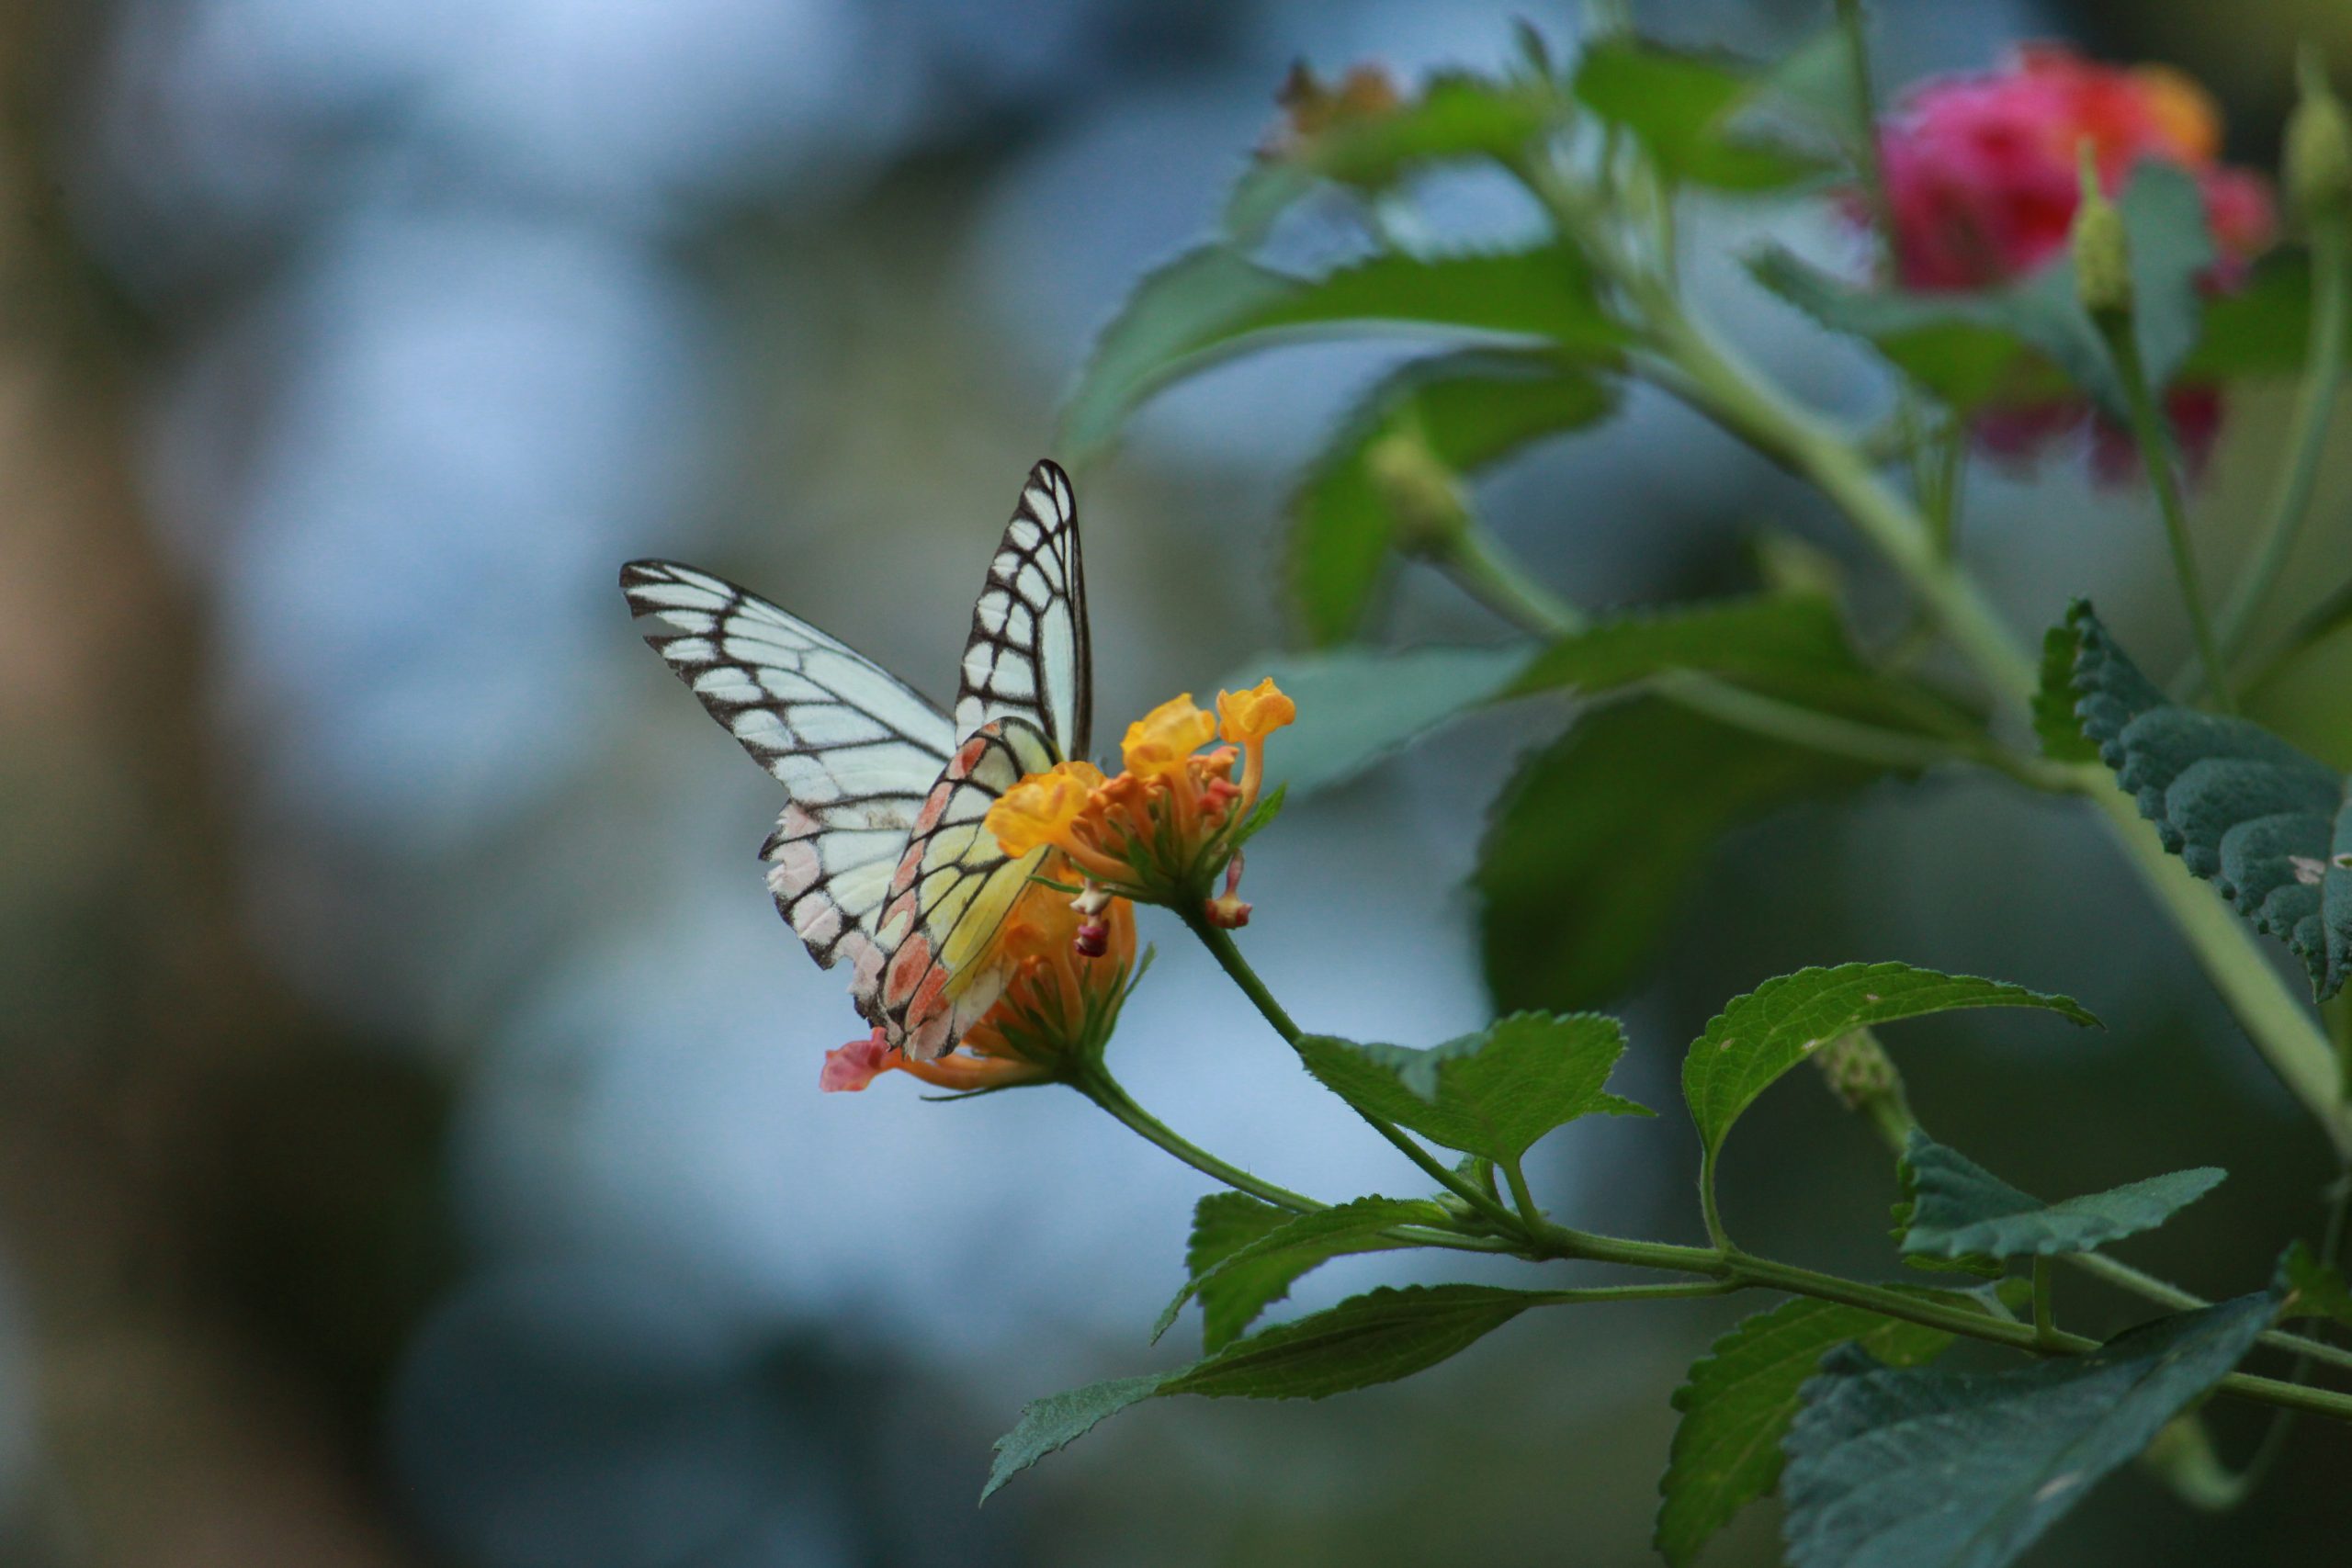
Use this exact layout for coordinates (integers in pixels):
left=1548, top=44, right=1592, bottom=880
left=987, top=680, right=1296, bottom=928
left=822, top=859, right=1138, bottom=1094
left=1266, top=62, right=1404, bottom=156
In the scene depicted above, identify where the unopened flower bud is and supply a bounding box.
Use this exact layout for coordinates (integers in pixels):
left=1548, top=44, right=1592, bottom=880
left=1203, top=853, right=1252, bottom=929
left=2071, top=141, right=2134, bottom=321
left=1366, top=426, right=1469, bottom=557
left=2288, top=47, right=2352, bottom=221
left=1814, top=1028, right=1917, bottom=1145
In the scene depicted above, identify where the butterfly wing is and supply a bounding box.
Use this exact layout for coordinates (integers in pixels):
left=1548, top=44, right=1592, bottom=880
left=956, top=459, right=1092, bottom=761
left=620, top=560, right=955, bottom=976
left=866, top=716, right=1062, bottom=1060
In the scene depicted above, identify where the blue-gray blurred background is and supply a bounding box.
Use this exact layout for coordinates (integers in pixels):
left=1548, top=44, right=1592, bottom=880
left=6, top=1, right=2351, bottom=1563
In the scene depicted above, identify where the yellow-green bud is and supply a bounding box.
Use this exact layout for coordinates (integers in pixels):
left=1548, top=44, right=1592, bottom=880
left=2071, top=141, right=2134, bottom=321
left=2287, top=47, right=2352, bottom=221
left=1366, top=423, right=1470, bottom=556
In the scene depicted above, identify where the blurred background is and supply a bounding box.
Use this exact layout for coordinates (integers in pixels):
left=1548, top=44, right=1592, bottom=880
left=5, top=0, right=2351, bottom=1563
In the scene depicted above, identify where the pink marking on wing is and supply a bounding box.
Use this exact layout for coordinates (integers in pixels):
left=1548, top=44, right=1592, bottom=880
left=776, top=803, right=820, bottom=840
left=886, top=932, right=933, bottom=1010
left=902, top=967, right=956, bottom=1059
left=910, top=783, right=952, bottom=839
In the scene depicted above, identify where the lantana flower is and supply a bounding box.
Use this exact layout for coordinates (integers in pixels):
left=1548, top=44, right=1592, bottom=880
left=986, top=680, right=1296, bottom=930
left=1264, top=62, right=1404, bottom=157
left=1870, top=44, right=2275, bottom=477
left=820, top=858, right=1138, bottom=1094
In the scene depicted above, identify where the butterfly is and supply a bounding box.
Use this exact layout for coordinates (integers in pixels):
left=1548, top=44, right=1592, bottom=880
left=621, top=459, right=1092, bottom=1061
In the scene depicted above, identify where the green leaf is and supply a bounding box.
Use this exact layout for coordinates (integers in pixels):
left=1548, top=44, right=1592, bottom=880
left=1683, top=964, right=2097, bottom=1162
left=2068, top=600, right=2352, bottom=1000
left=1155, top=1195, right=1446, bottom=1350
left=1657, top=1299, right=1954, bottom=1568
left=1751, top=164, right=2212, bottom=419
left=1231, top=781, right=1288, bottom=846
left=1182, top=1192, right=1293, bottom=1279
left=2030, top=623, right=2098, bottom=762
left=1511, top=594, right=1849, bottom=694
left=1781, top=1292, right=2279, bottom=1568
left=2280, top=1240, right=2352, bottom=1328
left=1889, top=1159, right=2003, bottom=1278
left=1750, top=248, right=2101, bottom=414
left=2182, top=249, right=2319, bottom=379
left=1226, top=643, right=1532, bottom=796
left=1507, top=595, right=1967, bottom=734
left=1298, top=1012, right=1650, bottom=1163
left=2118, top=160, right=2215, bottom=393
left=1060, top=244, right=1625, bottom=460
left=1898, top=1130, right=2223, bottom=1260
left=1572, top=39, right=1827, bottom=191
left=1227, top=73, right=1563, bottom=241
left=982, top=1373, right=1172, bottom=1503
left=983, top=1283, right=1549, bottom=1500
left=1478, top=698, right=1886, bottom=1012
left=1286, top=348, right=1620, bottom=645
left=1758, top=26, right=1868, bottom=147
left=1165, top=1282, right=1543, bottom=1398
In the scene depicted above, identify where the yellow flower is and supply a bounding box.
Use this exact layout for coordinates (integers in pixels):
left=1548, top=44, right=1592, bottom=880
left=1218, top=676, right=1294, bottom=805
left=821, top=859, right=1138, bottom=1094
left=986, top=760, right=1106, bottom=856
left=1216, top=678, right=1296, bottom=744
left=989, top=683, right=1295, bottom=922
left=1122, top=694, right=1217, bottom=779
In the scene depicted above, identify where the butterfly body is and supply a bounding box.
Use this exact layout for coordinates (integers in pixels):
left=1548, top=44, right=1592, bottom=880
left=621, top=461, right=1091, bottom=1061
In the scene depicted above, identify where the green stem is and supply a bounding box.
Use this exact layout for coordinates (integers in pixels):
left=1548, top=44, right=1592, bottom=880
left=1843, top=1096, right=2352, bottom=1375
left=1438, top=516, right=1587, bottom=635
left=1622, top=276, right=2349, bottom=1155
left=1437, top=514, right=2064, bottom=785
left=2204, top=1162, right=2352, bottom=1506
left=2099, top=314, right=2233, bottom=710
left=1501, top=1154, right=1544, bottom=1229
left=2031, top=1256, right=2059, bottom=1348
left=1928, top=416, right=1969, bottom=557
left=1831, top=0, right=1940, bottom=522
left=1527, top=1216, right=2352, bottom=1425
left=2212, top=214, right=2347, bottom=672
left=1656, top=670, right=1970, bottom=773
left=1078, top=1067, right=1519, bottom=1256
left=1079, top=1069, right=1322, bottom=1213
left=1643, top=307, right=2040, bottom=703
left=2069, top=1250, right=2352, bottom=1377
left=1698, top=1150, right=1733, bottom=1252
left=1179, top=907, right=1523, bottom=1230
left=2076, top=780, right=2352, bottom=1157
left=1534, top=1280, right=1736, bottom=1305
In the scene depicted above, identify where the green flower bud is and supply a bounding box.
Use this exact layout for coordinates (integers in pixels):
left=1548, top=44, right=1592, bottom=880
left=2287, top=47, right=2352, bottom=221
left=2070, top=141, right=2134, bottom=322
left=1366, top=423, right=1470, bottom=557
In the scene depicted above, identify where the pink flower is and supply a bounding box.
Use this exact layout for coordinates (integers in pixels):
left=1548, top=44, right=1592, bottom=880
left=1869, top=46, right=2274, bottom=479
left=1880, top=44, right=2273, bottom=291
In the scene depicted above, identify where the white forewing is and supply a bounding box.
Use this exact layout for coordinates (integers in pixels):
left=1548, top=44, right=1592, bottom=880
left=621, top=559, right=955, bottom=973
left=955, top=459, right=1091, bottom=761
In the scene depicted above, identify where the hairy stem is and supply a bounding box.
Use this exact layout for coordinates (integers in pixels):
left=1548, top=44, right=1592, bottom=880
left=1434, top=515, right=1588, bottom=635
left=1078, top=1069, right=1322, bottom=1213
left=1178, top=906, right=1523, bottom=1229
left=2031, top=1256, right=2059, bottom=1347
left=2211, top=213, right=2348, bottom=674
left=1078, top=1067, right=1520, bottom=1255
left=2099, top=316, right=2232, bottom=709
